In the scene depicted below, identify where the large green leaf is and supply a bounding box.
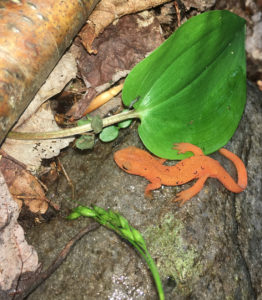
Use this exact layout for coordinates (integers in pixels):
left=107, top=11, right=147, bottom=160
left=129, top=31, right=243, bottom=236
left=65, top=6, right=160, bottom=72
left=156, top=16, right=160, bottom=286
left=122, top=10, right=246, bottom=159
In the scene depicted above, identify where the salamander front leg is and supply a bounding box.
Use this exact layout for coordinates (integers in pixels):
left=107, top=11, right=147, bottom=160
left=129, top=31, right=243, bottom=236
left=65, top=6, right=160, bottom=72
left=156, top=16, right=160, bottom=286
left=145, top=177, right=162, bottom=199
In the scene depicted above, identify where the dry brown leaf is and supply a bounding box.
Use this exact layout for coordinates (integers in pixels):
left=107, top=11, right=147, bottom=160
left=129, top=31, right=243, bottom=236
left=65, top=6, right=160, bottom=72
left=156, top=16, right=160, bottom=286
left=14, top=52, right=77, bottom=127
left=0, top=154, right=52, bottom=214
left=67, top=88, right=97, bottom=120
left=80, top=12, right=164, bottom=87
left=2, top=52, right=76, bottom=170
left=79, top=0, right=171, bottom=53
left=3, top=102, right=74, bottom=171
left=69, top=12, right=164, bottom=119
left=0, top=170, right=39, bottom=295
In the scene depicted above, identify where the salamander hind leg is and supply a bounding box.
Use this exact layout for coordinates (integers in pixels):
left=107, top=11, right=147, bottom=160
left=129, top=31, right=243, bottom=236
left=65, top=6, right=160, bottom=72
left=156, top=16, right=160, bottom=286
left=173, top=143, right=204, bottom=156
left=173, top=175, right=209, bottom=206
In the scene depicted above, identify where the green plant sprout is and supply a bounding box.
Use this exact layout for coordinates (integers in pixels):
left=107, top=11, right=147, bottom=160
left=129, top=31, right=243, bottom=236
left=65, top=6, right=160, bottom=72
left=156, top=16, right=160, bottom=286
left=99, top=114, right=133, bottom=143
left=8, top=10, right=246, bottom=160
left=74, top=110, right=133, bottom=149
left=68, top=205, right=165, bottom=300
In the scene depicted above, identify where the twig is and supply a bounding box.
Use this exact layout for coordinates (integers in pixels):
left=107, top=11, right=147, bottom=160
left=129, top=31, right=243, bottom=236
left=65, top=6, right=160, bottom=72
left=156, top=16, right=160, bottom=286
left=57, top=158, right=75, bottom=201
left=174, top=1, right=181, bottom=27
left=13, top=222, right=100, bottom=300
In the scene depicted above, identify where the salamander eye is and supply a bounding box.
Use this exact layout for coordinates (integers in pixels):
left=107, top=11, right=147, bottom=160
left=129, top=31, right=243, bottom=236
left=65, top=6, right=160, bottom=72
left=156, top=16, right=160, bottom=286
left=122, top=162, right=132, bottom=170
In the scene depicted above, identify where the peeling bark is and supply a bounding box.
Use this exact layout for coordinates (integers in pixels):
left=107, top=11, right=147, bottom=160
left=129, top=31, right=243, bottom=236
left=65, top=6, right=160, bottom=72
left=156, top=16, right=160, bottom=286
left=0, top=0, right=100, bottom=144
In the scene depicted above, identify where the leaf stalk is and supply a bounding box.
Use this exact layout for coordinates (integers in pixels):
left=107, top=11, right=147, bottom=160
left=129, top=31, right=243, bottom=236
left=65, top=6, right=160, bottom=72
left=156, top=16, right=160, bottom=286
left=7, top=110, right=140, bottom=140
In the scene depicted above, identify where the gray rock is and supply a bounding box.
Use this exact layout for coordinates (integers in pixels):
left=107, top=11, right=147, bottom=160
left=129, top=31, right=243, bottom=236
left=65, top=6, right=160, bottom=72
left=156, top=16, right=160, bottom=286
left=26, top=82, right=262, bottom=299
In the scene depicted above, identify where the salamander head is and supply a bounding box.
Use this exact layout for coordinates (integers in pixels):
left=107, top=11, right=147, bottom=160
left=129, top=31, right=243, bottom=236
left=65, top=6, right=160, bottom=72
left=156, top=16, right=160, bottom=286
left=114, top=146, right=149, bottom=174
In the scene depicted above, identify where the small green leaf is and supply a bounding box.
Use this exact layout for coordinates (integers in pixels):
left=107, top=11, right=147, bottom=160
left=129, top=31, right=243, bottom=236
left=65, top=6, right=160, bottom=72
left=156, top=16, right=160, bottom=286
left=77, top=118, right=90, bottom=127
left=120, top=228, right=134, bottom=241
left=117, top=119, right=132, bottom=129
left=75, top=135, right=94, bottom=150
left=131, top=228, right=146, bottom=248
left=99, top=126, right=119, bottom=142
left=118, top=214, right=129, bottom=229
left=74, top=206, right=97, bottom=217
left=91, top=115, right=103, bottom=134
left=93, top=205, right=107, bottom=215
left=108, top=209, right=117, bottom=220
left=67, top=211, right=81, bottom=220
left=116, top=109, right=133, bottom=128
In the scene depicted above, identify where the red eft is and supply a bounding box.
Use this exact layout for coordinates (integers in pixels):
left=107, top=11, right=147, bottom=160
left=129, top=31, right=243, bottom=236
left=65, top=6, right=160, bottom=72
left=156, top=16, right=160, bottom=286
left=114, top=143, right=247, bottom=206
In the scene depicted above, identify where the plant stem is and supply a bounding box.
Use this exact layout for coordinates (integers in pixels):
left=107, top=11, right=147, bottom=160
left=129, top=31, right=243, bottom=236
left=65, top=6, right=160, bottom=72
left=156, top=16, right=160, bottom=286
left=128, top=240, right=165, bottom=300
left=7, top=109, right=140, bottom=140
left=144, top=248, right=165, bottom=300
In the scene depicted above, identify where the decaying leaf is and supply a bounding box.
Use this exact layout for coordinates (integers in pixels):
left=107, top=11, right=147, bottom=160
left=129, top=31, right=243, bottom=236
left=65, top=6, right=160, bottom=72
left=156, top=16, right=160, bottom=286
left=79, top=12, right=164, bottom=88
left=14, top=52, right=78, bottom=127
left=0, top=154, right=52, bottom=214
left=3, top=103, right=74, bottom=171
left=67, top=87, right=97, bottom=121
left=2, top=53, right=76, bottom=170
left=0, top=170, right=39, bottom=297
left=68, top=12, right=164, bottom=119
left=79, top=0, right=171, bottom=53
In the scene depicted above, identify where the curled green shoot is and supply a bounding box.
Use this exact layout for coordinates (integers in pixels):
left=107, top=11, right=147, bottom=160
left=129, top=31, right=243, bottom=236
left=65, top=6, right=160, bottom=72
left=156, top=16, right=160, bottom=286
left=68, top=205, right=165, bottom=300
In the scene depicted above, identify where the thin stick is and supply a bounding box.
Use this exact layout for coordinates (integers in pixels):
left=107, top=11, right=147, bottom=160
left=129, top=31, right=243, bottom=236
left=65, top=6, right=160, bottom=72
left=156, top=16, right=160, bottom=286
left=13, top=222, right=100, bottom=300
left=57, top=158, right=75, bottom=201
left=174, top=1, right=181, bottom=27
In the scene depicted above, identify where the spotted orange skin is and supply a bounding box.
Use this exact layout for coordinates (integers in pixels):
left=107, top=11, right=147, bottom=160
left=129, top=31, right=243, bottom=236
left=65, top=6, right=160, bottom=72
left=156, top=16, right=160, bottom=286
left=114, top=143, right=247, bottom=206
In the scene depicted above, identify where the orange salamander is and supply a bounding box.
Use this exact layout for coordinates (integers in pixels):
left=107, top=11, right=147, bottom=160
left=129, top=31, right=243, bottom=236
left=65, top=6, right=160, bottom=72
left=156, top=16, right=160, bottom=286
left=114, top=143, right=247, bottom=205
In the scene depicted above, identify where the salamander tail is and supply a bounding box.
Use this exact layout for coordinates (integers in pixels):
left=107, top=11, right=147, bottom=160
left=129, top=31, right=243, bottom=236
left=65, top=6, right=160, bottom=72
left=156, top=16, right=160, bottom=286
left=219, top=148, right=247, bottom=191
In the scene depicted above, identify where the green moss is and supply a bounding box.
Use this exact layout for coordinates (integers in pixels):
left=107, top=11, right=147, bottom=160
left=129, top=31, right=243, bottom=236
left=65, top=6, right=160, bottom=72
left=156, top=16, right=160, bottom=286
left=143, top=213, right=202, bottom=293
